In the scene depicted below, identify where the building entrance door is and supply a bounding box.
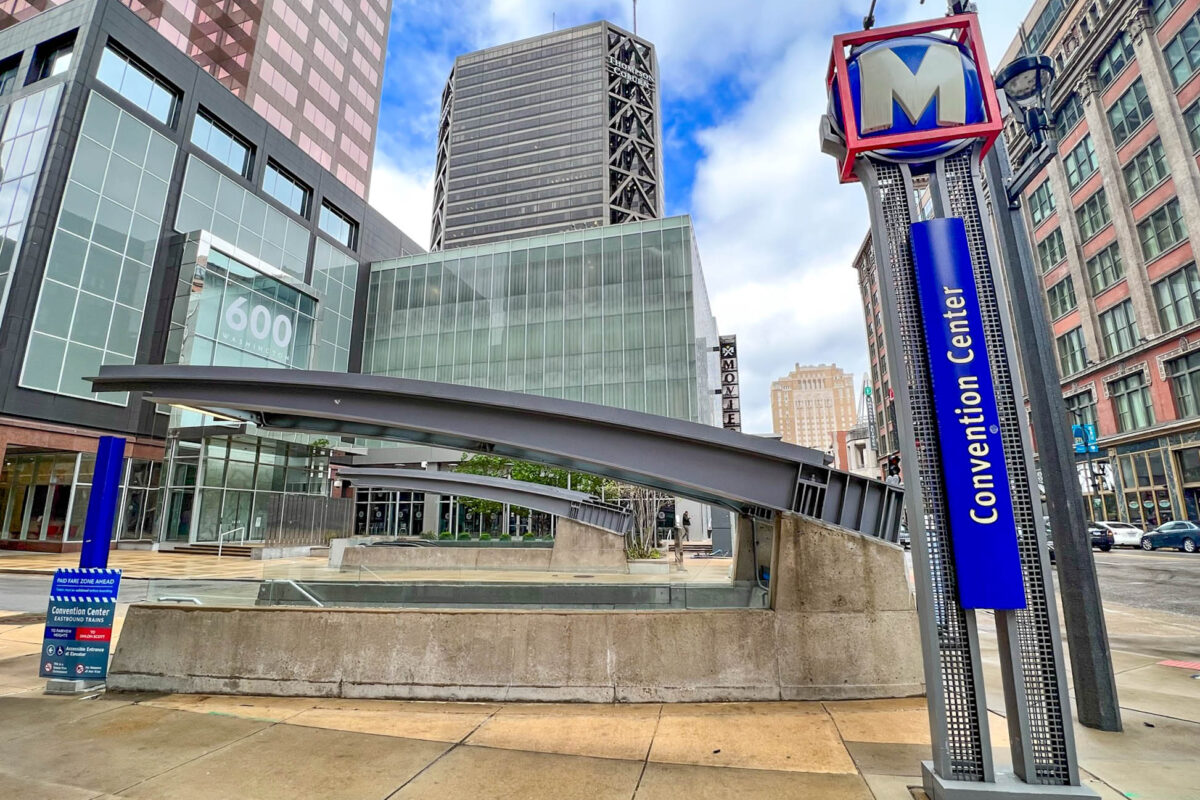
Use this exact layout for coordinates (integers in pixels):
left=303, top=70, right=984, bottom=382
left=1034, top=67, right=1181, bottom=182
left=163, top=489, right=193, bottom=542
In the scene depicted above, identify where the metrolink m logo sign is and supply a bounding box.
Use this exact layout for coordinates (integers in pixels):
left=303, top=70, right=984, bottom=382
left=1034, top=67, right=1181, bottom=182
left=858, top=43, right=965, bottom=134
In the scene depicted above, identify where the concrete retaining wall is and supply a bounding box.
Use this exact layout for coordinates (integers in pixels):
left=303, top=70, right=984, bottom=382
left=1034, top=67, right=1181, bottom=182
left=339, top=518, right=628, bottom=573
left=108, top=515, right=923, bottom=702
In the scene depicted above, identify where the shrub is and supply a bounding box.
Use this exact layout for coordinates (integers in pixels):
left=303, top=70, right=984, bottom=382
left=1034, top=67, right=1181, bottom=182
left=457, top=533, right=472, bottom=541
left=499, top=534, right=512, bottom=541
left=479, top=533, right=491, bottom=541
left=438, top=533, right=452, bottom=540
left=522, top=533, right=535, bottom=541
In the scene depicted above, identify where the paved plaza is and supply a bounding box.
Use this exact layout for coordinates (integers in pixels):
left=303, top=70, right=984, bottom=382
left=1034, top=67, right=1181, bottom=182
left=1, top=548, right=1200, bottom=799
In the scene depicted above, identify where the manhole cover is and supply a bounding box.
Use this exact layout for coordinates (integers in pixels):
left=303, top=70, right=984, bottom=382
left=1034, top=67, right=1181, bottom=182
left=1, top=613, right=46, bottom=626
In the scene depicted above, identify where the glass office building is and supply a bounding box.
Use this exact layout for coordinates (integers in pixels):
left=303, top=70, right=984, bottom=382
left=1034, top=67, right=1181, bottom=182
left=364, top=216, right=720, bottom=425
left=0, top=0, right=417, bottom=551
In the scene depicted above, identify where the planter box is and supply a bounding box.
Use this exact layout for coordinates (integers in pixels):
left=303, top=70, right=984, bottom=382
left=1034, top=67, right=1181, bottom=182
left=428, top=539, right=553, bottom=548
left=628, top=558, right=670, bottom=574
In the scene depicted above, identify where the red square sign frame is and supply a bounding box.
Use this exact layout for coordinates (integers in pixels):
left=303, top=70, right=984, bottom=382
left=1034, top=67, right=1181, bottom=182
left=826, top=14, right=1004, bottom=183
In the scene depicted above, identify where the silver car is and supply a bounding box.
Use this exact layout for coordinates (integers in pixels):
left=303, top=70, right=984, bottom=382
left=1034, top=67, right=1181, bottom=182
left=1090, top=520, right=1144, bottom=548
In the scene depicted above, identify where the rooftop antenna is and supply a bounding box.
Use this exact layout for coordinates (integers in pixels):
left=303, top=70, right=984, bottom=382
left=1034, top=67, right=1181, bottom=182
left=552, top=12, right=556, bottom=30
left=633, top=0, right=637, bottom=34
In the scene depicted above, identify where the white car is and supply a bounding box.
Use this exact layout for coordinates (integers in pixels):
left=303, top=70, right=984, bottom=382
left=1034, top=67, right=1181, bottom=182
left=1090, top=520, right=1144, bottom=548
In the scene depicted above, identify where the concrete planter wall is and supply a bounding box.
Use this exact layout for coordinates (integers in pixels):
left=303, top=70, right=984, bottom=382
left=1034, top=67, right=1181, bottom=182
left=108, top=514, right=923, bottom=702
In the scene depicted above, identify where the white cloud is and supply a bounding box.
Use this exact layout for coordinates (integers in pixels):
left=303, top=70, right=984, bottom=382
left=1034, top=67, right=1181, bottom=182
left=369, top=154, right=435, bottom=251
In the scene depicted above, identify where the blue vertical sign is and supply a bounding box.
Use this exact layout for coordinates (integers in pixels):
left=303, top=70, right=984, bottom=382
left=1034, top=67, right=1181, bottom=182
left=1073, top=423, right=1099, bottom=454
left=79, top=436, right=125, bottom=570
left=911, top=218, right=1025, bottom=610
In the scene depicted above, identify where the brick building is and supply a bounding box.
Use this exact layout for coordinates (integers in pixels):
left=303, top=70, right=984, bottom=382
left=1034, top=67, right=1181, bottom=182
left=1005, top=0, right=1200, bottom=525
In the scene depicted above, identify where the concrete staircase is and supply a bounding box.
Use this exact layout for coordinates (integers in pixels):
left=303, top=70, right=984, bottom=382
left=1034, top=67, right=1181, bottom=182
left=170, top=543, right=258, bottom=558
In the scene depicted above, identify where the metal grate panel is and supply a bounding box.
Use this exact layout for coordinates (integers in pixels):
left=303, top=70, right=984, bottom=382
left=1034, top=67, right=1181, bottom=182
left=942, top=149, right=1071, bottom=784
left=869, top=159, right=988, bottom=781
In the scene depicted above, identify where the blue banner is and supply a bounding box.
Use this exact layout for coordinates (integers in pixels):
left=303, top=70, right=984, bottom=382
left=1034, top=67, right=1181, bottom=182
left=40, top=568, right=121, bottom=680
left=1073, top=423, right=1099, bottom=454
left=80, top=436, right=125, bottom=570
left=911, top=218, right=1026, bottom=610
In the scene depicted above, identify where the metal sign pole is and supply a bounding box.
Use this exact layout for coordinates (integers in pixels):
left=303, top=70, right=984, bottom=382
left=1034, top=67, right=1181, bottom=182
left=823, top=13, right=1098, bottom=798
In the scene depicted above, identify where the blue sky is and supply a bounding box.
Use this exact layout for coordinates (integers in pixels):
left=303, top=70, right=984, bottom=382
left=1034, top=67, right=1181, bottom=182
left=369, top=0, right=1031, bottom=435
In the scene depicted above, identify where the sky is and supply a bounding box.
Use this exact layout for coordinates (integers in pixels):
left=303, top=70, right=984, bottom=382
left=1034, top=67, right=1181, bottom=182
left=368, top=0, right=1033, bottom=435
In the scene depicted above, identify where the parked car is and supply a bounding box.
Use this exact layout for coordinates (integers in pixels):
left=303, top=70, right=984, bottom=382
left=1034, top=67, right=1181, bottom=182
left=1090, top=520, right=1143, bottom=548
left=1087, top=526, right=1115, bottom=552
left=1141, top=520, right=1200, bottom=553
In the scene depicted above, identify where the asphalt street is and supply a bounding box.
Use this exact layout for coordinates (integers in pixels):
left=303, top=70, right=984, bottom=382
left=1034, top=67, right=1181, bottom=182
left=1086, top=547, right=1200, bottom=617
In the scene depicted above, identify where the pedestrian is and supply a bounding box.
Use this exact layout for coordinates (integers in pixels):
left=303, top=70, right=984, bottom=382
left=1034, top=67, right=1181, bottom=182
left=682, top=511, right=691, bottom=542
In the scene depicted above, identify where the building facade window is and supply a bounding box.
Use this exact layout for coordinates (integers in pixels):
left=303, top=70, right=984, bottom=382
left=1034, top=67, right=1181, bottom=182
left=1076, top=190, right=1111, bottom=241
left=1038, top=227, right=1067, bottom=272
left=263, top=160, right=311, bottom=218
left=319, top=201, right=358, bottom=249
left=1186, top=99, right=1200, bottom=151
left=1165, top=13, right=1200, bottom=86
left=95, top=44, right=178, bottom=125
left=1123, top=138, right=1169, bottom=200
left=1065, top=389, right=1097, bottom=429
left=1138, top=198, right=1186, bottom=259
left=0, top=55, right=19, bottom=95
left=1108, top=79, right=1153, bottom=147
left=190, top=108, right=254, bottom=178
left=1055, top=94, right=1084, bottom=139
left=1064, top=135, right=1098, bottom=189
left=0, top=83, right=64, bottom=324
left=1029, top=179, right=1056, bottom=225
left=176, top=157, right=310, bottom=280
left=1085, top=243, right=1124, bottom=295
left=1099, top=299, right=1139, bottom=356
left=1167, top=350, right=1200, bottom=418
left=1119, top=449, right=1172, bottom=528
left=1153, top=262, right=1200, bottom=330
left=1048, top=276, right=1077, bottom=319
left=29, top=35, right=74, bottom=83
left=21, top=93, right=176, bottom=403
left=1057, top=327, right=1087, bottom=375
left=1156, top=0, right=1186, bottom=25
left=1096, top=33, right=1136, bottom=89
left=1110, top=372, right=1156, bottom=432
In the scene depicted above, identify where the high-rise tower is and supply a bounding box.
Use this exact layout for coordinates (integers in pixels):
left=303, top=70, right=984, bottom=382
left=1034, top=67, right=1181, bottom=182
left=431, top=21, right=663, bottom=250
left=0, top=0, right=390, bottom=197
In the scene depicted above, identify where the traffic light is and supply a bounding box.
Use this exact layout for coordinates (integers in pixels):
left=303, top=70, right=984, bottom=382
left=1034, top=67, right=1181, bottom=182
left=886, top=454, right=901, bottom=477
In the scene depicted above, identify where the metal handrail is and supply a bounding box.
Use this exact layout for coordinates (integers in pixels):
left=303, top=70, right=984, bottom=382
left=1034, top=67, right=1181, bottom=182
left=216, top=526, right=246, bottom=559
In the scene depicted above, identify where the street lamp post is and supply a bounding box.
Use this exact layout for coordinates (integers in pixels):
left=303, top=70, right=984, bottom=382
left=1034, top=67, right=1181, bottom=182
left=986, top=40, right=1122, bottom=731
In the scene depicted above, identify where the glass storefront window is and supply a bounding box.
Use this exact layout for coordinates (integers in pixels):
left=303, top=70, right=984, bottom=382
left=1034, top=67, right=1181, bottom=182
left=1118, top=449, right=1175, bottom=528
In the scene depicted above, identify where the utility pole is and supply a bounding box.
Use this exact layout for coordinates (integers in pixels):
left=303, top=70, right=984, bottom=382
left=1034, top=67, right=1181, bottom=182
left=981, top=133, right=1122, bottom=732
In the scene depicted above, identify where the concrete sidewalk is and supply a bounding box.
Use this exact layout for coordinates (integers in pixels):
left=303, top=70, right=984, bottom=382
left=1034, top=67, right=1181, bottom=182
left=2, top=602, right=1200, bottom=799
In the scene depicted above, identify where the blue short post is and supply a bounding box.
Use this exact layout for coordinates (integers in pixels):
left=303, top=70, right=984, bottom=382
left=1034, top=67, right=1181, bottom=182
left=79, top=436, right=126, bottom=569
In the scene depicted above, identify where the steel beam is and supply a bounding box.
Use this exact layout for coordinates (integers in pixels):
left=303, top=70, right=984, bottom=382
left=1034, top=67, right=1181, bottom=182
left=89, top=365, right=903, bottom=540
left=340, top=467, right=632, bottom=534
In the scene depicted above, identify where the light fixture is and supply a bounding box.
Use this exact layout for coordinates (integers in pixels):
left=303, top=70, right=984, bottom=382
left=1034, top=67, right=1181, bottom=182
left=996, top=54, right=1057, bottom=146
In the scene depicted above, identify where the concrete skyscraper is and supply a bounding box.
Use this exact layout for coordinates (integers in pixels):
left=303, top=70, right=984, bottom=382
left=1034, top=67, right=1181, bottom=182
left=770, top=364, right=857, bottom=450
left=430, top=21, right=663, bottom=250
left=0, top=0, right=390, bottom=197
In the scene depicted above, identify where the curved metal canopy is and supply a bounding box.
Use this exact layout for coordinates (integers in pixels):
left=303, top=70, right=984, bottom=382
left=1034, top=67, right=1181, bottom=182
left=90, top=365, right=902, bottom=540
left=340, top=467, right=632, bottom=534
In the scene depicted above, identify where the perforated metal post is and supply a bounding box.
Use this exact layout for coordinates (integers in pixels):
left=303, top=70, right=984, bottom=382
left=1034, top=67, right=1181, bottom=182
left=854, top=146, right=1091, bottom=797
left=858, top=157, right=993, bottom=783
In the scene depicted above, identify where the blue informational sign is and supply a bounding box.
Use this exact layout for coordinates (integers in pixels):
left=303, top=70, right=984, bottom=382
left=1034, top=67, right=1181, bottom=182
left=39, top=568, right=121, bottom=681
left=1072, top=423, right=1099, bottom=454
left=911, top=218, right=1026, bottom=610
